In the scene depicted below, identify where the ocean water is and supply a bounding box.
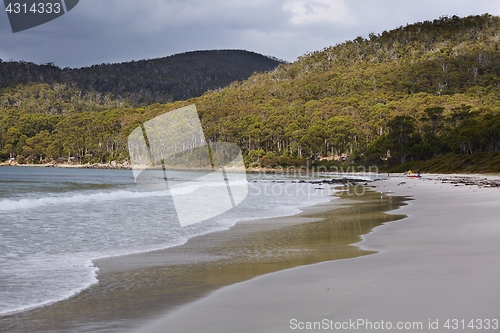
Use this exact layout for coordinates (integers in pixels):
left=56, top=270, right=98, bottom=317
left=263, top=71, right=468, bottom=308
left=0, top=166, right=334, bottom=317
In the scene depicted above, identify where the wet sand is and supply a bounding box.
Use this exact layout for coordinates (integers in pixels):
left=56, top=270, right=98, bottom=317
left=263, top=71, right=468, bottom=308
left=0, top=187, right=407, bottom=333
left=133, top=175, right=500, bottom=333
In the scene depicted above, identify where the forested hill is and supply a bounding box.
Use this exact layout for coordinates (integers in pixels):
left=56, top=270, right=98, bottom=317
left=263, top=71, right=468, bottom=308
left=0, top=50, right=285, bottom=104
left=192, top=14, right=500, bottom=171
left=2, top=14, right=500, bottom=172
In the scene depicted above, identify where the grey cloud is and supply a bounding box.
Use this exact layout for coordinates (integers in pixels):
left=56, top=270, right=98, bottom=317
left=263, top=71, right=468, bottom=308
left=0, top=0, right=499, bottom=67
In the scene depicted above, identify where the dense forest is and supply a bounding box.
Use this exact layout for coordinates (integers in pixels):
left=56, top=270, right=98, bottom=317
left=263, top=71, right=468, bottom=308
left=0, top=50, right=285, bottom=105
left=1, top=14, right=500, bottom=173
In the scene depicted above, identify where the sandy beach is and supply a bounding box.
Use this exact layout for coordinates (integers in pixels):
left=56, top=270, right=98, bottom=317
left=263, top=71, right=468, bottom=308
left=0, top=178, right=406, bottom=333
left=132, top=174, right=500, bottom=333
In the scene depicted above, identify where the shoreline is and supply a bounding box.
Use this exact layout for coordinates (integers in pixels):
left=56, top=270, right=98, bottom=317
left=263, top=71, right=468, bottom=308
left=132, top=174, right=500, bottom=333
left=3, top=162, right=500, bottom=179
left=0, top=161, right=133, bottom=170
left=3, top=160, right=500, bottom=182
left=0, top=162, right=298, bottom=173
left=95, top=186, right=404, bottom=333
left=0, top=184, right=408, bottom=333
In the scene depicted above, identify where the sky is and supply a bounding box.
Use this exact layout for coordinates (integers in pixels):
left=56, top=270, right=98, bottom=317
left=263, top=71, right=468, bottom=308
left=1, top=0, right=500, bottom=68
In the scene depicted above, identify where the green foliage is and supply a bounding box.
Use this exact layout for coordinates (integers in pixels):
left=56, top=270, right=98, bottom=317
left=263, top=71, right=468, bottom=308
left=0, top=50, right=285, bottom=106
left=390, top=152, right=500, bottom=174
left=2, top=15, right=500, bottom=173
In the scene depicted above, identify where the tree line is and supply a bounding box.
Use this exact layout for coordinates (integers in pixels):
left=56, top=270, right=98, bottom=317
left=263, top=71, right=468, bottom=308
left=1, top=14, right=500, bottom=172
left=0, top=50, right=285, bottom=105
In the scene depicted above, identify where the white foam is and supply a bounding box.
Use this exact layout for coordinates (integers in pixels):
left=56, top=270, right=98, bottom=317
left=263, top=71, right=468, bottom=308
left=0, top=190, right=169, bottom=212
left=0, top=257, right=98, bottom=316
left=0, top=178, right=337, bottom=316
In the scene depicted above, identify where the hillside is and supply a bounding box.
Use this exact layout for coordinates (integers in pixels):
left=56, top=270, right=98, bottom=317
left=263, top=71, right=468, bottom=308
left=193, top=14, right=500, bottom=171
left=1, top=14, right=500, bottom=172
left=0, top=50, right=285, bottom=105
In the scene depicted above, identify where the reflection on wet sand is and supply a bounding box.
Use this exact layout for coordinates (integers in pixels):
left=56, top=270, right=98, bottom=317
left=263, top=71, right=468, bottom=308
left=1, top=187, right=408, bottom=333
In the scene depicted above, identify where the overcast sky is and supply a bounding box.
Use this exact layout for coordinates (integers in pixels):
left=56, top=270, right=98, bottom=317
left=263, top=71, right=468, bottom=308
left=1, top=0, right=500, bottom=68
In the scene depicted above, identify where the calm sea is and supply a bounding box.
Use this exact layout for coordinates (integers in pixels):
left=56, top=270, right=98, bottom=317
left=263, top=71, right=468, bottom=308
left=0, top=166, right=333, bottom=317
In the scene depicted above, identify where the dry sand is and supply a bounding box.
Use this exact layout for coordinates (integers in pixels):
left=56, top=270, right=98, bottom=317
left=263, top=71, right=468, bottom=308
left=132, top=174, right=500, bottom=333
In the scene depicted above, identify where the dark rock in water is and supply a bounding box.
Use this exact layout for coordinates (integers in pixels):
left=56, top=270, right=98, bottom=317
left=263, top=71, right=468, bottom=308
left=329, top=177, right=372, bottom=184
left=439, top=177, right=500, bottom=188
